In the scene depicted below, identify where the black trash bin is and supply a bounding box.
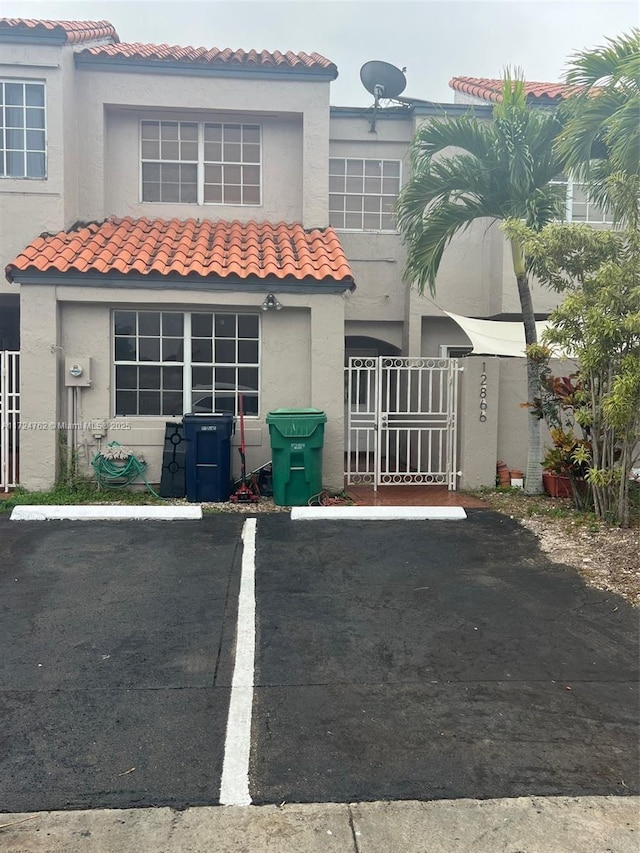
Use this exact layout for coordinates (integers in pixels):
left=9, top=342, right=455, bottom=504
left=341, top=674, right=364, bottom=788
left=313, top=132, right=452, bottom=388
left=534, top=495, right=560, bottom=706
left=183, top=413, right=234, bottom=502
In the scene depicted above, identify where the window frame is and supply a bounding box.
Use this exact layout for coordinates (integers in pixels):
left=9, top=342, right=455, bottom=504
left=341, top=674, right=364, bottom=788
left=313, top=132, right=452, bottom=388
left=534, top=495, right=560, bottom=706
left=139, top=120, right=263, bottom=207
left=112, top=309, right=261, bottom=418
left=329, top=157, right=402, bottom=232
left=0, top=79, right=47, bottom=180
left=439, top=344, right=473, bottom=359
left=550, top=175, right=614, bottom=225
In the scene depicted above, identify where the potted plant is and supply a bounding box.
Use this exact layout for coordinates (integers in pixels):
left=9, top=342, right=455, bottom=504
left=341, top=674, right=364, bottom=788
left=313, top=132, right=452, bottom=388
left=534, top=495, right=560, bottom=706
left=526, top=345, right=593, bottom=509
left=541, top=428, right=590, bottom=503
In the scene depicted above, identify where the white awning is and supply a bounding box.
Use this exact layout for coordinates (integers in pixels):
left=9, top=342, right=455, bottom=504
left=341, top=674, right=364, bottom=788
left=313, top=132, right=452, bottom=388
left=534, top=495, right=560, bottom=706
left=444, top=311, right=556, bottom=358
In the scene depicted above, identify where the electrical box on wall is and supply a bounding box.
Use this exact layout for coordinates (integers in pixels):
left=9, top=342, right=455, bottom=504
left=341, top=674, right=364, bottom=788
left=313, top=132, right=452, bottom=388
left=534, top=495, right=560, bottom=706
left=64, top=357, right=92, bottom=387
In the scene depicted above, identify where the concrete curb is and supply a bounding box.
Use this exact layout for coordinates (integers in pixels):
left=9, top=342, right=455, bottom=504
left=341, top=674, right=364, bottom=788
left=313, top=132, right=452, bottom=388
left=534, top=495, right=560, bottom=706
left=291, top=506, right=467, bottom=521
left=10, top=505, right=202, bottom=521
left=0, top=797, right=637, bottom=853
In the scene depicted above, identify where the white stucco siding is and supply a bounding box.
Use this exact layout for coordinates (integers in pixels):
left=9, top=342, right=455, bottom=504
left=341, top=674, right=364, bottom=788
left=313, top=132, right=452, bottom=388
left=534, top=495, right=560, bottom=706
left=420, top=316, right=473, bottom=358
left=61, top=48, right=80, bottom=226
left=103, top=107, right=304, bottom=223
left=499, top=243, right=562, bottom=316
left=329, top=114, right=414, bottom=145
left=0, top=45, right=68, bottom=295
left=338, top=232, right=405, bottom=321
left=75, top=69, right=330, bottom=226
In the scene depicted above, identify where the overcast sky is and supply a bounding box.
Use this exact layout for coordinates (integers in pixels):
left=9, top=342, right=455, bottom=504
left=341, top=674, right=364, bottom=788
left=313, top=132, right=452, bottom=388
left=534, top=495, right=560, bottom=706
left=3, top=0, right=637, bottom=105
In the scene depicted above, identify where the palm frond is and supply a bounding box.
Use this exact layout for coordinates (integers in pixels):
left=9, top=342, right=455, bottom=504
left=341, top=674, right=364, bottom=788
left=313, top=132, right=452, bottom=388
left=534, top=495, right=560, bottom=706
left=396, top=69, right=566, bottom=294
left=409, top=115, right=492, bottom=169
left=401, top=199, right=494, bottom=295
left=557, top=30, right=640, bottom=222
left=563, top=29, right=640, bottom=89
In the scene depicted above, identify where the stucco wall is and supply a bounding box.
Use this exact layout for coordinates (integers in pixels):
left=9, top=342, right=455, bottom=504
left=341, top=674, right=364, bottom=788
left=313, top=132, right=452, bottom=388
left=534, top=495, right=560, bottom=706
left=75, top=69, right=331, bottom=228
left=0, top=43, right=68, bottom=296
left=456, top=355, right=569, bottom=488
left=421, top=316, right=472, bottom=358
left=18, top=283, right=346, bottom=493
left=103, top=107, right=305, bottom=224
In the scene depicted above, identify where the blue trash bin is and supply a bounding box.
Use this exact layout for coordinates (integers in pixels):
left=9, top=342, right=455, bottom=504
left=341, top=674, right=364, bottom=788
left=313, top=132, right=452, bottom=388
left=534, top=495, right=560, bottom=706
left=183, top=413, right=234, bottom=502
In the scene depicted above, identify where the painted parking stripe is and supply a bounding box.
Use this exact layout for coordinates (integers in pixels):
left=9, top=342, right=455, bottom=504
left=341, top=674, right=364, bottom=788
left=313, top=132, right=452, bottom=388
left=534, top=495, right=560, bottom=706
left=291, top=506, right=467, bottom=521
left=219, top=517, right=257, bottom=806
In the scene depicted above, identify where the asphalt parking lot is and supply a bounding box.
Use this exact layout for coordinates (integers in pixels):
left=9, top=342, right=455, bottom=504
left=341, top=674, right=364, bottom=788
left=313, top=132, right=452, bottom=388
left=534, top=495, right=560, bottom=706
left=0, top=511, right=638, bottom=812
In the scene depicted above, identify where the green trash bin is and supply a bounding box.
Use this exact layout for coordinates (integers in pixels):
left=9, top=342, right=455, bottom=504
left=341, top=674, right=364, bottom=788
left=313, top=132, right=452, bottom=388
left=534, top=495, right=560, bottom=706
left=266, top=408, right=327, bottom=506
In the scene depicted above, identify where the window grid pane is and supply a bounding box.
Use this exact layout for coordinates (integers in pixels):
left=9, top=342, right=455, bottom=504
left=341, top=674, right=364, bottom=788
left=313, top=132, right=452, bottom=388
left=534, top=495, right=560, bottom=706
left=1, top=81, right=46, bottom=179
left=141, top=121, right=200, bottom=204
left=114, top=311, right=260, bottom=417
left=329, top=158, right=400, bottom=231
left=550, top=177, right=614, bottom=225
left=203, top=122, right=261, bottom=207
left=114, top=311, right=185, bottom=416
left=141, top=120, right=261, bottom=206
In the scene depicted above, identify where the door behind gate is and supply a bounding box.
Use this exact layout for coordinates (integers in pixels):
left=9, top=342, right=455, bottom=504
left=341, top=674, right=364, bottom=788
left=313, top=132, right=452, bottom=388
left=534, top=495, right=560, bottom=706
left=0, top=351, right=19, bottom=491
left=345, top=356, right=461, bottom=490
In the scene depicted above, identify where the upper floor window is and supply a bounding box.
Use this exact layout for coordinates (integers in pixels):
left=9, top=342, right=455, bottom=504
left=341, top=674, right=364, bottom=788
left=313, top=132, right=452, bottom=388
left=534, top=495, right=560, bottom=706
left=0, top=81, right=46, bottom=179
left=329, top=158, right=401, bottom=231
left=551, top=176, right=614, bottom=225
left=141, top=120, right=261, bottom=206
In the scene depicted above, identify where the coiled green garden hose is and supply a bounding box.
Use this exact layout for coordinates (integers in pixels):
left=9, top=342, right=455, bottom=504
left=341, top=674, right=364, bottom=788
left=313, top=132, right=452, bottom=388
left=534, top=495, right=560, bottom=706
left=91, top=441, right=162, bottom=499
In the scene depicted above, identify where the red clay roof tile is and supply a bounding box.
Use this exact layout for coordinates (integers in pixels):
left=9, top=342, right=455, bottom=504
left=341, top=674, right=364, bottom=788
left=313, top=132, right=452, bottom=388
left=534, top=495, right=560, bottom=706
left=449, top=76, right=586, bottom=103
left=6, top=217, right=354, bottom=287
left=0, top=18, right=119, bottom=44
left=76, top=41, right=337, bottom=76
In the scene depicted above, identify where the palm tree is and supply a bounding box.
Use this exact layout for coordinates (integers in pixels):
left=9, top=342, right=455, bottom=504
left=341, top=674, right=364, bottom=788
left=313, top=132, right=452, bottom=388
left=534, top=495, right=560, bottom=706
left=396, top=74, right=565, bottom=494
left=556, top=29, right=640, bottom=226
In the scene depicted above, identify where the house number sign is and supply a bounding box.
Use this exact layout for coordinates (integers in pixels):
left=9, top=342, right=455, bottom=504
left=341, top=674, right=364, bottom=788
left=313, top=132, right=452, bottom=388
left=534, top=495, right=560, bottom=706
left=479, top=362, right=488, bottom=422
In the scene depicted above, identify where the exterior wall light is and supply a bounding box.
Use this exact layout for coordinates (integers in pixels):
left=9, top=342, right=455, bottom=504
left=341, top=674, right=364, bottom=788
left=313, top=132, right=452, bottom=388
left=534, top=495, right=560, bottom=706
left=261, top=293, right=283, bottom=311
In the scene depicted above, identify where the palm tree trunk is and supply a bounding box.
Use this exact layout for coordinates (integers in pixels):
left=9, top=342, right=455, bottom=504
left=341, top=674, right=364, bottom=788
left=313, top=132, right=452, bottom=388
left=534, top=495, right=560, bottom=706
left=511, top=239, right=543, bottom=494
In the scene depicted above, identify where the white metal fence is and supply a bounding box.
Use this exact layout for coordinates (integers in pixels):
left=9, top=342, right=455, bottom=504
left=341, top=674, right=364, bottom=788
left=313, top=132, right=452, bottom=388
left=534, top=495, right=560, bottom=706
left=345, top=356, right=461, bottom=490
left=1, top=351, right=19, bottom=491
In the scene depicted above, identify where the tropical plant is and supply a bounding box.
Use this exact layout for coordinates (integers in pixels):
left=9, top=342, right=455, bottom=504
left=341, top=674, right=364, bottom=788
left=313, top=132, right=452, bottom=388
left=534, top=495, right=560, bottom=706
left=526, top=347, right=592, bottom=509
left=505, top=219, right=640, bottom=526
left=396, top=72, right=566, bottom=493
left=556, top=29, right=640, bottom=227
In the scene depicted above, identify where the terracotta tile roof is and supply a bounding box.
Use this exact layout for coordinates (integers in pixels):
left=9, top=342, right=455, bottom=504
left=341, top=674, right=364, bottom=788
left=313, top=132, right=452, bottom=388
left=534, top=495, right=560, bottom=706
left=6, top=217, right=354, bottom=286
left=449, top=76, right=585, bottom=104
left=77, top=42, right=337, bottom=76
left=0, top=18, right=119, bottom=44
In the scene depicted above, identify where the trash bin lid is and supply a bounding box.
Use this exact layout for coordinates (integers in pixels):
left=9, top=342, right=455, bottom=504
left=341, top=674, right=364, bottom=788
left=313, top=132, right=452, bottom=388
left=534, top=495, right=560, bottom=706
left=266, top=408, right=326, bottom=418
left=183, top=412, right=235, bottom=419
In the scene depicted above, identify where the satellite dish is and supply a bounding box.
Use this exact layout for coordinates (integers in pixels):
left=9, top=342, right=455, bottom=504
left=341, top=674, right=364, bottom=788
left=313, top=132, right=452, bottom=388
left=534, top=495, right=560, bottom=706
left=360, top=60, right=407, bottom=103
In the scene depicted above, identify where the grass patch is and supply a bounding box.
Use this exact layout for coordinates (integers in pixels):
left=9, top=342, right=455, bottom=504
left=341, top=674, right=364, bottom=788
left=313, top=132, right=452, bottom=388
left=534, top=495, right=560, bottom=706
left=0, top=483, right=165, bottom=514
left=470, top=484, right=637, bottom=531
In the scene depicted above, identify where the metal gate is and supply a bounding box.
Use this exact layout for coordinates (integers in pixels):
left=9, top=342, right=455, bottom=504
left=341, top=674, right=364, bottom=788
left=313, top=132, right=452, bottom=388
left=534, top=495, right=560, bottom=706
left=1, top=351, right=19, bottom=491
left=345, top=356, right=461, bottom=490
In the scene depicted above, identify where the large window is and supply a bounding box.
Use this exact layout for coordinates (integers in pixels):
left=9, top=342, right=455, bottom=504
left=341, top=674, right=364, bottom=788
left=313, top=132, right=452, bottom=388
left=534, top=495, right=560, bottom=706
left=329, top=158, right=401, bottom=231
left=0, top=81, right=46, bottom=179
left=141, top=120, right=261, bottom=206
left=551, top=176, right=614, bottom=224
left=114, top=310, right=260, bottom=416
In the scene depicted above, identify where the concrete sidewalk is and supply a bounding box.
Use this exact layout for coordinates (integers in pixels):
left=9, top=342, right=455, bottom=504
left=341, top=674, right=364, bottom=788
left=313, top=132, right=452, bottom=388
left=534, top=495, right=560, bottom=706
left=1, top=797, right=638, bottom=852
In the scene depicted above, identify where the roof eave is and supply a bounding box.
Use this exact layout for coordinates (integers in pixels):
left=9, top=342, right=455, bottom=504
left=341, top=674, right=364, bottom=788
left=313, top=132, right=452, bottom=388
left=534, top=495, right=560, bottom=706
left=74, top=53, right=338, bottom=81
left=0, top=28, right=67, bottom=45
left=6, top=268, right=355, bottom=293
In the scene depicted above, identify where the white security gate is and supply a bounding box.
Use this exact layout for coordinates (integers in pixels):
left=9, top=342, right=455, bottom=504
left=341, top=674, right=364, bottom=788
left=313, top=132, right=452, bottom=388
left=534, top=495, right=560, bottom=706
left=1, top=351, right=19, bottom=491
left=345, top=356, right=461, bottom=490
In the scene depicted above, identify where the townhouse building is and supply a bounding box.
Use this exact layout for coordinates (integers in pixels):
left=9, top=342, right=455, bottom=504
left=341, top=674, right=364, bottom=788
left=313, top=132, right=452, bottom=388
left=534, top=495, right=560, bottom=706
left=0, top=18, right=598, bottom=494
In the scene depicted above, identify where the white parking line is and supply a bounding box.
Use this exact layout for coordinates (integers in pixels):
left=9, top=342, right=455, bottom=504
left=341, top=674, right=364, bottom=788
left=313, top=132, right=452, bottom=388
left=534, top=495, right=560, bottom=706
left=219, top=517, right=257, bottom=806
